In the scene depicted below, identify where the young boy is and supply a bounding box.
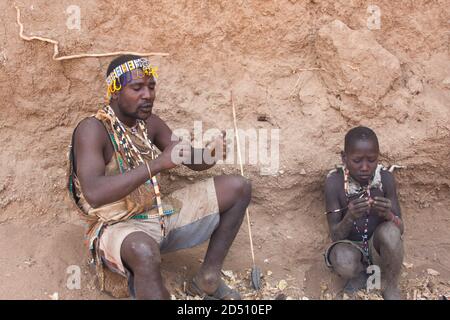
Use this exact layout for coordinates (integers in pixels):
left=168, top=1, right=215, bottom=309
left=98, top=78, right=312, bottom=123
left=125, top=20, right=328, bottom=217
left=324, top=126, right=404, bottom=300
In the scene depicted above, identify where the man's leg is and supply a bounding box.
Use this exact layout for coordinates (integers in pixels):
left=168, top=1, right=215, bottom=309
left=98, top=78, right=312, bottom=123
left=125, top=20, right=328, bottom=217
left=120, top=231, right=170, bottom=300
left=328, top=243, right=367, bottom=293
left=372, top=221, right=404, bottom=300
left=193, top=175, right=252, bottom=295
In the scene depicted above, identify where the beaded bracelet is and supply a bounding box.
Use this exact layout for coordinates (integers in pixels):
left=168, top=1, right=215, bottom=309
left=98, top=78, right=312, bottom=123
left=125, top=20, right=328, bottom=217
left=389, top=211, right=402, bottom=229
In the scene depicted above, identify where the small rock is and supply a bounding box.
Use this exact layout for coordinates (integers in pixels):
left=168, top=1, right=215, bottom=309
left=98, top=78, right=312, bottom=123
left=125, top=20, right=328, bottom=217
left=49, top=292, right=59, bottom=300
left=300, top=168, right=307, bottom=175
left=278, top=280, right=288, bottom=291
left=403, top=262, right=414, bottom=269
left=264, top=259, right=270, bottom=264
left=301, top=296, right=309, bottom=300
left=267, top=270, right=273, bottom=276
left=406, top=76, right=423, bottom=95
left=427, top=268, right=440, bottom=276
left=222, top=270, right=236, bottom=280
left=442, top=77, right=450, bottom=89
left=324, top=293, right=333, bottom=300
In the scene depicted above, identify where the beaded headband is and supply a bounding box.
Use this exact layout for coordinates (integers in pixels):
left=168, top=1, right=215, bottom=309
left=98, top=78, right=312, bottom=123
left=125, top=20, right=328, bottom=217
left=106, top=57, right=158, bottom=98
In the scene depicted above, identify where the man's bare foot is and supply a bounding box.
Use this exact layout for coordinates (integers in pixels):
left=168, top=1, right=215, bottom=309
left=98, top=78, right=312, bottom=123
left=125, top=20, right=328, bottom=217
left=382, top=285, right=402, bottom=300
left=192, top=269, right=221, bottom=295
left=187, top=269, right=241, bottom=300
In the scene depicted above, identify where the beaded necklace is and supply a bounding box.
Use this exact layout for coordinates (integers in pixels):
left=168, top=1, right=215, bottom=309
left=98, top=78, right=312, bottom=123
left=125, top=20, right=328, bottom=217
left=104, top=105, right=167, bottom=236
left=344, top=168, right=371, bottom=256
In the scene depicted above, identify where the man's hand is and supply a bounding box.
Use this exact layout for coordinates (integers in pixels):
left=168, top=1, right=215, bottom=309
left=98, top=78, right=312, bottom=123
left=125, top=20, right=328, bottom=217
left=157, top=139, right=193, bottom=170
left=204, top=130, right=227, bottom=162
left=347, top=197, right=370, bottom=220
left=372, top=196, right=392, bottom=220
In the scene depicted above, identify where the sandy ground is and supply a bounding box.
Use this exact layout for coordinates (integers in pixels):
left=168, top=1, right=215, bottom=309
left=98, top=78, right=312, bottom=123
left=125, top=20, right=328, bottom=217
left=0, top=197, right=448, bottom=300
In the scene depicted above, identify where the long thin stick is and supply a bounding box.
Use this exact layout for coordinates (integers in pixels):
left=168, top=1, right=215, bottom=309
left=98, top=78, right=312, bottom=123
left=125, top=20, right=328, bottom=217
left=231, top=91, right=256, bottom=265
left=14, top=4, right=169, bottom=60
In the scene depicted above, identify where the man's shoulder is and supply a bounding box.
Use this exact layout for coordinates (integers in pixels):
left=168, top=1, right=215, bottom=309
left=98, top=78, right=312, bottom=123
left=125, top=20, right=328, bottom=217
left=74, top=116, right=108, bottom=142
left=77, top=116, right=98, bottom=125
left=146, top=113, right=165, bottom=127
left=145, top=113, right=170, bottom=141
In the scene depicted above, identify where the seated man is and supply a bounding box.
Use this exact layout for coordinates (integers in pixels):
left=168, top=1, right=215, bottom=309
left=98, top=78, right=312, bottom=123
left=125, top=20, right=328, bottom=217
left=68, top=54, right=251, bottom=300
left=324, top=126, right=404, bottom=300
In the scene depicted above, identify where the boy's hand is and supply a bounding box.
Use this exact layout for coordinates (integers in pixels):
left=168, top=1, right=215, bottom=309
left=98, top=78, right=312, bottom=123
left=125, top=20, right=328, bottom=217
left=372, top=196, right=392, bottom=220
left=347, top=197, right=370, bottom=220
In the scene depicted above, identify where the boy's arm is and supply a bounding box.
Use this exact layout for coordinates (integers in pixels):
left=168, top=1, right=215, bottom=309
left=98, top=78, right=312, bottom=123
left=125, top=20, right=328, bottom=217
left=373, top=170, right=404, bottom=234
left=325, top=175, right=355, bottom=242
left=325, top=174, right=370, bottom=241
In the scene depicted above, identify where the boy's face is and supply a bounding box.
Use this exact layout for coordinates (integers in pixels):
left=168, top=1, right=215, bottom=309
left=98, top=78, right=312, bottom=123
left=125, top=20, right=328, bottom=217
left=342, top=139, right=379, bottom=184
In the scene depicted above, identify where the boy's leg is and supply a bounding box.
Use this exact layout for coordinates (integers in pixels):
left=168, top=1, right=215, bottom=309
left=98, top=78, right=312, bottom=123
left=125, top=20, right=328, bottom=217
left=328, top=243, right=367, bottom=293
left=372, top=221, right=404, bottom=300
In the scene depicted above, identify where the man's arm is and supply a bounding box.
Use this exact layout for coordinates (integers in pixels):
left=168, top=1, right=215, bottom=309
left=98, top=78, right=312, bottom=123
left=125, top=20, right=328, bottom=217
left=74, top=118, right=165, bottom=208
left=150, top=115, right=222, bottom=171
left=325, top=173, right=369, bottom=241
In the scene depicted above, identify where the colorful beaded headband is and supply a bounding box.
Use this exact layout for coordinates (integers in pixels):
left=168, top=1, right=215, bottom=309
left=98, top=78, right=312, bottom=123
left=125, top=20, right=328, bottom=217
left=106, top=58, right=158, bottom=98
